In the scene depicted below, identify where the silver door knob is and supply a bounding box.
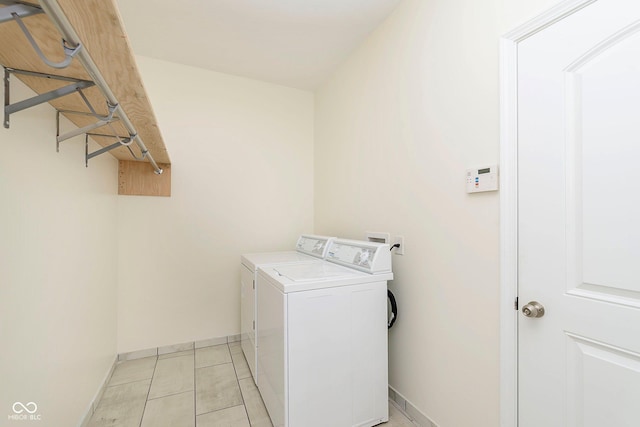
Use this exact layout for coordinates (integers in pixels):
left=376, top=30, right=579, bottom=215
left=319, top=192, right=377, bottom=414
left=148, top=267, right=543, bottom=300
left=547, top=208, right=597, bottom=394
left=522, top=301, right=545, bottom=318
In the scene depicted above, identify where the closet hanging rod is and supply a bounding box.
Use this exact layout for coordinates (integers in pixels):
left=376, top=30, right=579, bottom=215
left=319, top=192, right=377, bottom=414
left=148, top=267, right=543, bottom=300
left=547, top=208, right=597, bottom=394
left=37, top=0, right=163, bottom=175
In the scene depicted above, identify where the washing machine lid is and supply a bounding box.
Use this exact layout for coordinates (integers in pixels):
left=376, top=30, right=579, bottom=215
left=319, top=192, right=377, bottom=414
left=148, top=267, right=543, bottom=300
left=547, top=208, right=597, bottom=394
left=273, top=262, right=363, bottom=282
left=241, top=251, right=318, bottom=272
left=261, top=261, right=392, bottom=293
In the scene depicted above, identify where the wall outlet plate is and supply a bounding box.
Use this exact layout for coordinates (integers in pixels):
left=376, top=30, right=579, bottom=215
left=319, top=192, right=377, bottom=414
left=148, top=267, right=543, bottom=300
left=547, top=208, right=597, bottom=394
left=392, top=235, right=404, bottom=255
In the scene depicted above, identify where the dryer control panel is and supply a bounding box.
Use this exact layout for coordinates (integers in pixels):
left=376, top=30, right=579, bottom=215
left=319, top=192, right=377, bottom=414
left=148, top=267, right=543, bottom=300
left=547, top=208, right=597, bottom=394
left=326, top=239, right=392, bottom=274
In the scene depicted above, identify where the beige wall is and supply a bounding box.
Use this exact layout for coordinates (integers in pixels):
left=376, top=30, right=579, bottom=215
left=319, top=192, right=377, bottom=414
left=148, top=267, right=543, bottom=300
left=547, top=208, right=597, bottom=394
left=0, top=80, right=118, bottom=425
left=116, top=56, right=315, bottom=353
left=314, top=0, right=557, bottom=425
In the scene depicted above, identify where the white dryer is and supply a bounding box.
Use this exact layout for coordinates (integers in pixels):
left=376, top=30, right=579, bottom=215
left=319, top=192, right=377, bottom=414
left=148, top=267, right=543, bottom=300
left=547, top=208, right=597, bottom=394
left=256, top=239, right=393, bottom=427
left=240, top=235, right=335, bottom=383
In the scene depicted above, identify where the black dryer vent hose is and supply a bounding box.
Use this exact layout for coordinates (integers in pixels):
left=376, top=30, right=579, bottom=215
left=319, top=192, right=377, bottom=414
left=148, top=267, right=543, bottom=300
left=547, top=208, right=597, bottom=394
left=388, top=289, right=397, bottom=329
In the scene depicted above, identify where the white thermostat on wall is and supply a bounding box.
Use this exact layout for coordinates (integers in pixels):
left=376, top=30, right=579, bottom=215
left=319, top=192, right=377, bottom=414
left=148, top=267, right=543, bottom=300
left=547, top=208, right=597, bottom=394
left=466, top=164, right=499, bottom=193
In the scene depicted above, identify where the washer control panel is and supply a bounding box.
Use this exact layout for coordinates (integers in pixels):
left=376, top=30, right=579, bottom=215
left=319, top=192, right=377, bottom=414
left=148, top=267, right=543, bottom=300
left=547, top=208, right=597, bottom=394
left=326, top=239, right=391, bottom=273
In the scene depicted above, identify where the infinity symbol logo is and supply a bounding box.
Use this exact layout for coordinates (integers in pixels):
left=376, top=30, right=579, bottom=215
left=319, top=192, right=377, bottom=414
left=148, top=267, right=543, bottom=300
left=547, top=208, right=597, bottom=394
left=12, top=402, right=38, bottom=414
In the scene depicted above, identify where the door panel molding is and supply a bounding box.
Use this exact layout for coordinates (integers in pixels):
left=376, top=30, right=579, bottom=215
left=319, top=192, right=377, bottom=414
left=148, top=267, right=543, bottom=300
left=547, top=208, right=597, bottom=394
left=565, top=19, right=640, bottom=72
left=564, top=21, right=640, bottom=306
left=565, top=332, right=640, bottom=426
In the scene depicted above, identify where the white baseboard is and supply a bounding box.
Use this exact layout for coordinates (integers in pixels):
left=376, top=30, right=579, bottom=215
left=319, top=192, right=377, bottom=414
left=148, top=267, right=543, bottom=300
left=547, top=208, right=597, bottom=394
left=389, top=386, right=439, bottom=427
left=117, top=334, right=242, bottom=361
left=78, top=355, right=118, bottom=427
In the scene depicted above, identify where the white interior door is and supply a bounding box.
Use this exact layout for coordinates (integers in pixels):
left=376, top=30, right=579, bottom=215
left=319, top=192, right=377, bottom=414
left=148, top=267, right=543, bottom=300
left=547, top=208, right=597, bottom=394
left=517, top=1, right=640, bottom=425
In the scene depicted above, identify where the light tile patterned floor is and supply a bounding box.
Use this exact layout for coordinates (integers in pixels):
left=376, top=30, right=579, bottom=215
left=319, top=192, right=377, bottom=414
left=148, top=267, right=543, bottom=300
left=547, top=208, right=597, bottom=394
left=88, top=341, right=415, bottom=427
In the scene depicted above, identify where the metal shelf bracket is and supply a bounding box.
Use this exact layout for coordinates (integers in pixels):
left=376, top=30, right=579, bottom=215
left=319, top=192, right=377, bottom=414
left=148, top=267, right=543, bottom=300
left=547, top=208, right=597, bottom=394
left=4, top=67, right=94, bottom=128
left=84, top=133, right=132, bottom=167
left=56, top=101, right=118, bottom=143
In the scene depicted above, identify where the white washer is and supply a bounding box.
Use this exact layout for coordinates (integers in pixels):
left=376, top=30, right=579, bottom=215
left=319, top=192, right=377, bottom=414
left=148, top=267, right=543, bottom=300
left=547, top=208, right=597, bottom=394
left=240, top=235, right=335, bottom=383
left=256, top=239, right=393, bottom=427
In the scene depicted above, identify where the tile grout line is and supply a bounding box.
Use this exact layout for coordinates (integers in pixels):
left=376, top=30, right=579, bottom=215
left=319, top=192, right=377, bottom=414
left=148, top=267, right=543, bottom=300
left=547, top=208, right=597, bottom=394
left=104, top=377, right=154, bottom=389
left=138, top=355, right=159, bottom=427
left=229, top=343, right=252, bottom=425
left=196, top=403, right=248, bottom=418
left=193, top=345, right=244, bottom=417
left=191, top=345, right=251, bottom=424
left=192, top=348, right=247, bottom=421
left=195, top=361, right=236, bottom=372
left=146, top=389, right=194, bottom=402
